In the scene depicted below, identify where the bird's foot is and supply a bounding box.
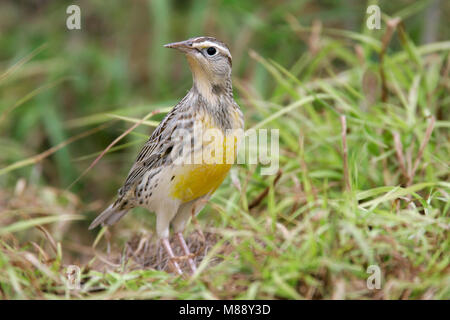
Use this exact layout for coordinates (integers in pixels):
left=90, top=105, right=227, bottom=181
left=161, top=237, right=183, bottom=275
left=176, top=232, right=197, bottom=274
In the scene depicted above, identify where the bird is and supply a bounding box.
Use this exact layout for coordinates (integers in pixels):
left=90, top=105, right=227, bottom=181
left=89, top=36, right=244, bottom=275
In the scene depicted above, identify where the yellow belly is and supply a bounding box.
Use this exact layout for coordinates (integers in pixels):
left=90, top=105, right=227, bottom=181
left=170, top=163, right=232, bottom=202
left=170, top=110, right=242, bottom=202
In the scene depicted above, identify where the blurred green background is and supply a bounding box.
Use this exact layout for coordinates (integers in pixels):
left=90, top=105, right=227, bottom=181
left=1, top=0, right=447, bottom=197
left=0, top=0, right=449, bottom=300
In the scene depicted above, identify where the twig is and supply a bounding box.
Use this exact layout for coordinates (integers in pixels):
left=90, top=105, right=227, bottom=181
left=406, top=140, right=414, bottom=181
left=248, top=169, right=282, bottom=210
left=379, top=18, right=401, bottom=102
left=66, top=109, right=162, bottom=190
left=298, top=132, right=317, bottom=201
left=308, top=19, right=322, bottom=55
left=354, top=44, right=364, bottom=66
left=392, top=131, right=408, bottom=181
left=290, top=175, right=302, bottom=215
left=0, top=122, right=111, bottom=177
left=36, top=225, right=58, bottom=255
left=340, top=115, right=350, bottom=192
left=0, top=43, right=48, bottom=83
left=408, top=116, right=436, bottom=186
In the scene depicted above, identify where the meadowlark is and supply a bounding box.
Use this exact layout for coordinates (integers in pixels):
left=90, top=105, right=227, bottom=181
left=89, top=37, right=244, bottom=274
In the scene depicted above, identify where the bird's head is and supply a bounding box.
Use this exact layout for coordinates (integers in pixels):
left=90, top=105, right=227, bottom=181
left=165, top=37, right=233, bottom=99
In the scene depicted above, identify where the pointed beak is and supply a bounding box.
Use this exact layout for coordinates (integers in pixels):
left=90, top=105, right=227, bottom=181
left=164, top=40, right=194, bottom=52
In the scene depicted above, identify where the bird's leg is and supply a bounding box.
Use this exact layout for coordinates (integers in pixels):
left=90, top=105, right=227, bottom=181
left=176, top=232, right=197, bottom=273
left=161, top=237, right=182, bottom=275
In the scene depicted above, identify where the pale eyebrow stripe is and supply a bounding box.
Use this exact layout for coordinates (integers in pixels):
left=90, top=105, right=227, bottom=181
left=192, top=41, right=231, bottom=58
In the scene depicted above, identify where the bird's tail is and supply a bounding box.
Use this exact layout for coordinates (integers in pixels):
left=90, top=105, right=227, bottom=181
left=88, top=201, right=130, bottom=230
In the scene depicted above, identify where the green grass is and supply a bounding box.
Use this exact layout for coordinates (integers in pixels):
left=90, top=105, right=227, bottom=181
left=0, top=0, right=449, bottom=299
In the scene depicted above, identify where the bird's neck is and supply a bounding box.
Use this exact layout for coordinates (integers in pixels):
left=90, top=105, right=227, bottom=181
left=192, top=75, right=232, bottom=103
left=187, top=58, right=232, bottom=104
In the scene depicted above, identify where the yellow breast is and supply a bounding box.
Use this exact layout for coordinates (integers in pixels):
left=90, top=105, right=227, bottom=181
left=170, top=111, right=241, bottom=202
left=170, top=163, right=232, bottom=202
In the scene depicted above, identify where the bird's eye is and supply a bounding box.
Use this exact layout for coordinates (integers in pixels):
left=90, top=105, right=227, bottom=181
left=206, top=47, right=216, bottom=56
